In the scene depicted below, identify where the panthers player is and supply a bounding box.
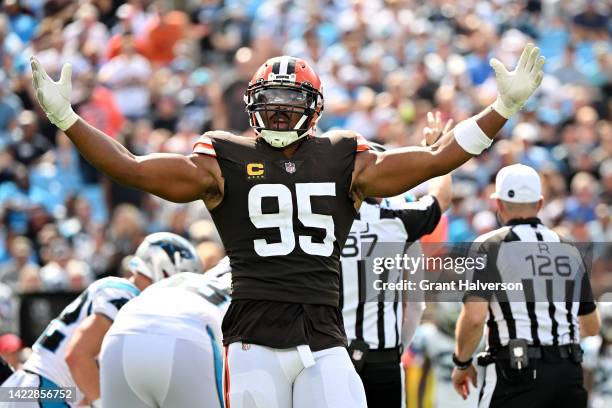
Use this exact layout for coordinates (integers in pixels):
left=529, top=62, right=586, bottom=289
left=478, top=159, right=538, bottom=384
left=410, top=303, right=482, bottom=408
left=0, top=232, right=199, bottom=408
left=99, top=257, right=230, bottom=408
left=30, top=43, right=544, bottom=408
left=583, top=298, right=612, bottom=408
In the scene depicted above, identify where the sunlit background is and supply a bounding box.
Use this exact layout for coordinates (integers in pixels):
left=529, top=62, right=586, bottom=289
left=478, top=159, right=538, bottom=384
left=0, top=0, right=609, bottom=406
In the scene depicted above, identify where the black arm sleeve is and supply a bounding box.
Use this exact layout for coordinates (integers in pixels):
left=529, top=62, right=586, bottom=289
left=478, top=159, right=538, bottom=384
left=381, top=195, right=442, bottom=240
left=578, top=271, right=596, bottom=316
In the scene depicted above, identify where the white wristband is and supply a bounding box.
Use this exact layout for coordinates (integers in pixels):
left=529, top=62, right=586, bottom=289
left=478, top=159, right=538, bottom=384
left=453, top=118, right=493, bottom=155
left=90, top=399, right=101, bottom=408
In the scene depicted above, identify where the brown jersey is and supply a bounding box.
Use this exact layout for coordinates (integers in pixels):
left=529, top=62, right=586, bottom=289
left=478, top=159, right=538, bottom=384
left=193, top=131, right=368, bottom=349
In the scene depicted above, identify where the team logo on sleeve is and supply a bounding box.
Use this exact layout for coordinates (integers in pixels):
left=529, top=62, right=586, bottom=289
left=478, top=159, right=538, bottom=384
left=246, top=163, right=265, bottom=180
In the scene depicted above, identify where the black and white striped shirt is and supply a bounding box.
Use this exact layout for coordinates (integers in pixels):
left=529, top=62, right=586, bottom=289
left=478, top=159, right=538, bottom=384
left=340, top=195, right=441, bottom=350
left=467, top=218, right=596, bottom=349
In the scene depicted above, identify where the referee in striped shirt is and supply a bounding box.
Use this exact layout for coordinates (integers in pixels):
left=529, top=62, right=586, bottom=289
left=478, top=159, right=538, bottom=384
left=341, top=113, right=452, bottom=408
left=451, top=164, right=601, bottom=408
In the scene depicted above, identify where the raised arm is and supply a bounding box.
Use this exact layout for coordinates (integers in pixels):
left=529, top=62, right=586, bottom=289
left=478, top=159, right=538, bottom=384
left=353, top=43, right=545, bottom=199
left=65, top=120, right=220, bottom=204
left=30, top=57, right=222, bottom=206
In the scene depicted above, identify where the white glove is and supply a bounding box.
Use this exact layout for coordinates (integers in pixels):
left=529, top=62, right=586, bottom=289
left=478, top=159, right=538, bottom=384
left=489, top=43, right=545, bottom=119
left=30, top=56, right=79, bottom=131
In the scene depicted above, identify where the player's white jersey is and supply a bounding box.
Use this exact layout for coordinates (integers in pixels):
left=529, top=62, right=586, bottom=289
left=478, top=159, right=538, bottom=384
left=23, top=277, right=140, bottom=393
left=411, top=323, right=481, bottom=408
left=107, top=257, right=232, bottom=343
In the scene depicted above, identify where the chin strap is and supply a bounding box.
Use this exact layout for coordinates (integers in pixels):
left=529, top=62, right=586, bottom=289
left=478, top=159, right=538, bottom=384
left=260, top=129, right=308, bottom=148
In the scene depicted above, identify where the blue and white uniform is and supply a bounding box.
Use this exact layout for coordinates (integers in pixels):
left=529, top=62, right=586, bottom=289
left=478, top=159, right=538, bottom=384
left=411, top=322, right=482, bottom=408
left=99, top=259, right=231, bottom=408
left=583, top=336, right=612, bottom=408
left=1, top=277, right=140, bottom=407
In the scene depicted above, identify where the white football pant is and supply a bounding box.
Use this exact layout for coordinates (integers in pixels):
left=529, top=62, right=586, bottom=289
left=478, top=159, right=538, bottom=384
left=224, top=343, right=367, bottom=408
left=100, top=333, right=223, bottom=408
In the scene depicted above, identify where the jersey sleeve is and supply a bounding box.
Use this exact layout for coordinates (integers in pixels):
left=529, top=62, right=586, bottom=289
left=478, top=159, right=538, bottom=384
left=559, top=237, right=596, bottom=316
left=91, top=284, right=140, bottom=322
left=206, top=256, right=231, bottom=277
left=355, top=133, right=370, bottom=152
left=578, top=271, right=596, bottom=315
left=322, top=130, right=370, bottom=153
left=193, top=134, right=217, bottom=157
left=381, top=195, right=442, bottom=240
left=462, top=240, right=498, bottom=302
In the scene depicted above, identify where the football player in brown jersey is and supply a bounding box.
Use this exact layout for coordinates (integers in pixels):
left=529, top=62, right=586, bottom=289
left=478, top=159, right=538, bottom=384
left=30, top=43, right=544, bottom=408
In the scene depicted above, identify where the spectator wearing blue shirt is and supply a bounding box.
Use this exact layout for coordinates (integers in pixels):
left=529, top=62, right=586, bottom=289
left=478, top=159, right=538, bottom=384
left=573, top=0, right=608, bottom=40
left=465, top=27, right=494, bottom=86
left=565, top=172, right=599, bottom=223
left=0, top=71, right=22, bottom=144
left=0, top=235, right=38, bottom=291
left=3, top=0, right=38, bottom=44
left=513, top=122, right=554, bottom=171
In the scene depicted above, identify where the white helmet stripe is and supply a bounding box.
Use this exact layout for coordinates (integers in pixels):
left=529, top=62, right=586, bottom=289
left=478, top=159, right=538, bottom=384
left=279, top=56, right=290, bottom=76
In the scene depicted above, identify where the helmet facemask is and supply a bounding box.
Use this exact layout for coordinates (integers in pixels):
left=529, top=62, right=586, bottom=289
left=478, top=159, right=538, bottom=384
left=245, top=81, right=323, bottom=148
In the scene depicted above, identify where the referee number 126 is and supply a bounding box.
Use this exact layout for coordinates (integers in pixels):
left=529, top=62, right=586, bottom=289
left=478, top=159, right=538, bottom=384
left=525, top=255, right=572, bottom=277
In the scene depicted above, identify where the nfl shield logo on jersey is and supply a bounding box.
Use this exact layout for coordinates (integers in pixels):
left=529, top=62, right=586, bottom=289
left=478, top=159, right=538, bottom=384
left=284, top=161, right=296, bottom=173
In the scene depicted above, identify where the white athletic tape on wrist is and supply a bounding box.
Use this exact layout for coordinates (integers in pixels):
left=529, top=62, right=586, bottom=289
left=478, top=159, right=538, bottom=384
left=453, top=118, right=493, bottom=155
left=90, top=399, right=101, bottom=408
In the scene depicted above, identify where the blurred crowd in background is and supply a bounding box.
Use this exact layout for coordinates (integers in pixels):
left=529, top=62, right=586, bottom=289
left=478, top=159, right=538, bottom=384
left=0, top=0, right=610, bottom=383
